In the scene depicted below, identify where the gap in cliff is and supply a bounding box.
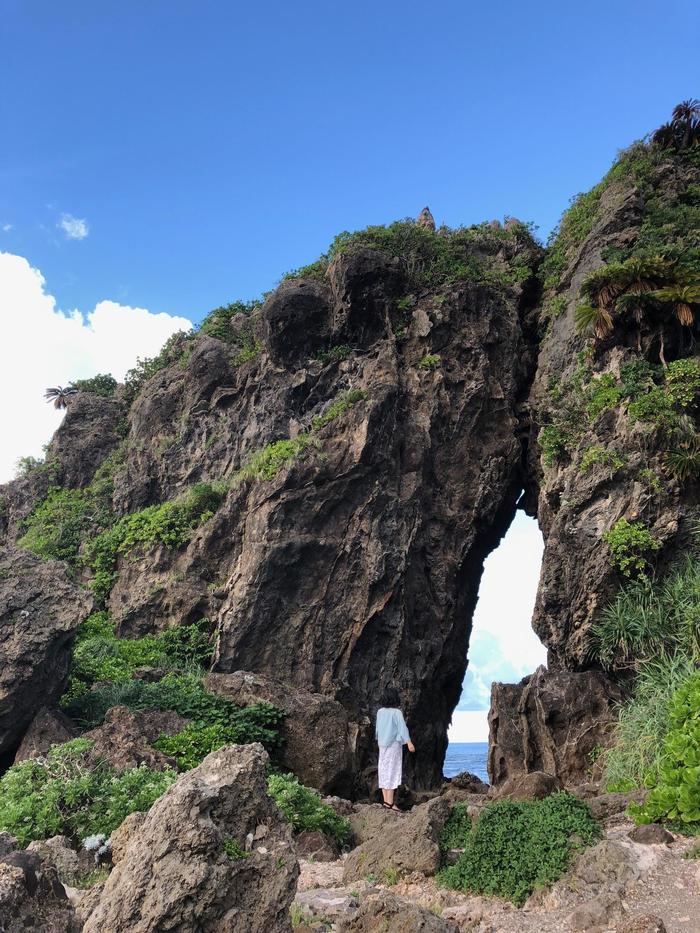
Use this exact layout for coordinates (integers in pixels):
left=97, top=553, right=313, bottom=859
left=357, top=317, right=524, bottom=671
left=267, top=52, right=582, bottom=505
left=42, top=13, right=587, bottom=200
left=446, top=509, right=545, bottom=771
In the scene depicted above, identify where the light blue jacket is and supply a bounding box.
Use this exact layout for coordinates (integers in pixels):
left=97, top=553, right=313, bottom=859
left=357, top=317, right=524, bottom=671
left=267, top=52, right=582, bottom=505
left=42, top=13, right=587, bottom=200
left=376, top=707, right=411, bottom=747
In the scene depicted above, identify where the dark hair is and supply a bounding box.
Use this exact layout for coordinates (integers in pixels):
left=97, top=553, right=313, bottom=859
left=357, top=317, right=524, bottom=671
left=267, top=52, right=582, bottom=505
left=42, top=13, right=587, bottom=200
left=380, top=686, right=401, bottom=708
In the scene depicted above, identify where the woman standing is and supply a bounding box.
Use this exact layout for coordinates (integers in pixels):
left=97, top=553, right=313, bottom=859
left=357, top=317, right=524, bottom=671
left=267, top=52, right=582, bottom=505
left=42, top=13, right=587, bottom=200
left=375, top=686, right=415, bottom=811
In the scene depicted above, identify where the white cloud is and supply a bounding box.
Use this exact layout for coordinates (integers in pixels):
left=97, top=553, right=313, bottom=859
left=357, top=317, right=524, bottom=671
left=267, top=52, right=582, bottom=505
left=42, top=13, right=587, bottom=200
left=0, top=252, right=192, bottom=483
left=2, top=224, right=12, bottom=233
left=58, top=214, right=89, bottom=240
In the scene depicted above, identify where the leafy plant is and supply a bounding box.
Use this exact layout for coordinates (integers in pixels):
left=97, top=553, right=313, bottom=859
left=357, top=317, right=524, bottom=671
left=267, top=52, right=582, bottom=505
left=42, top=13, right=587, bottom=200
left=439, top=803, right=472, bottom=852
left=630, top=672, right=700, bottom=827
left=20, top=488, right=102, bottom=563
left=0, top=739, right=176, bottom=846
left=317, top=345, right=352, bottom=365
left=223, top=837, right=248, bottom=860
left=652, top=99, right=700, bottom=151
left=665, top=435, right=700, bottom=481
left=603, top=519, right=661, bottom=578
left=44, top=385, right=78, bottom=410
left=70, top=374, right=118, bottom=397
left=311, top=389, right=367, bottom=431
left=578, top=445, right=626, bottom=476
left=437, top=793, right=600, bottom=906
left=417, top=354, right=441, bottom=371
left=267, top=772, right=351, bottom=845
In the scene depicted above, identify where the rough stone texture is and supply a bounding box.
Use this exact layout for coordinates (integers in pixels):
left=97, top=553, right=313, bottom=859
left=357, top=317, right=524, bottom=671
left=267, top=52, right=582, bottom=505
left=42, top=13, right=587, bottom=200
left=347, top=804, right=397, bottom=846
left=294, top=887, right=359, bottom=923
left=108, top=811, right=147, bottom=865
left=0, top=834, right=18, bottom=858
left=338, top=891, right=458, bottom=932
left=343, top=798, right=449, bottom=882
left=442, top=771, right=489, bottom=794
left=416, top=207, right=436, bottom=231
left=628, top=824, right=674, bottom=845
left=47, top=391, right=127, bottom=490
left=294, top=830, right=340, bottom=862
left=488, top=666, right=624, bottom=786
left=489, top=770, right=562, bottom=801
left=26, top=837, right=80, bottom=883
left=14, top=707, right=77, bottom=763
left=83, top=744, right=298, bottom=933
left=0, top=547, right=92, bottom=756
left=84, top=705, right=187, bottom=771
left=566, top=891, right=624, bottom=931
left=206, top=671, right=353, bottom=794
left=619, top=917, right=668, bottom=933
left=587, top=790, right=645, bottom=821
left=0, top=852, right=79, bottom=932
left=528, top=156, right=700, bottom=669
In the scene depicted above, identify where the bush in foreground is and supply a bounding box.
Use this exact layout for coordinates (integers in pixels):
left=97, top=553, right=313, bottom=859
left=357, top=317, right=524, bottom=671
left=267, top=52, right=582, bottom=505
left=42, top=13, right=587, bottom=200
left=437, top=793, right=601, bottom=906
left=0, top=739, right=176, bottom=846
left=266, top=772, right=350, bottom=845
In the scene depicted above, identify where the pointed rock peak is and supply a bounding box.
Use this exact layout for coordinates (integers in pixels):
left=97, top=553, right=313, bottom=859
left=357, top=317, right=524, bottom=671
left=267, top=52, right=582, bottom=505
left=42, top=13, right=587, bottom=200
left=416, top=206, right=435, bottom=230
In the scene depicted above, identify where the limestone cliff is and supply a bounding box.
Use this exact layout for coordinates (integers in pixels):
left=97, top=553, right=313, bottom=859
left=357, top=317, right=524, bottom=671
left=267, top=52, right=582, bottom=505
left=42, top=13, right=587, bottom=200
left=2, top=136, right=699, bottom=794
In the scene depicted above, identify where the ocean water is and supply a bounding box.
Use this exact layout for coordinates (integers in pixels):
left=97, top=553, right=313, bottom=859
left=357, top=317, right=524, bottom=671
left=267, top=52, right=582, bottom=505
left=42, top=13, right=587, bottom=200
left=443, top=741, right=489, bottom=783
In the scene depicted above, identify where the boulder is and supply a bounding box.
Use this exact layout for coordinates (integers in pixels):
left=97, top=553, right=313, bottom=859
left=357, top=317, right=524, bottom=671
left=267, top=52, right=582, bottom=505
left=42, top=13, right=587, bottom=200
left=347, top=804, right=397, bottom=846
left=619, top=916, right=668, bottom=933
left=83, top=744, right=298, bottom=933
left=337, top=891, right=458, bottom=932
left=443, top=771, right=488, bottom=794
left=14, top=707, right=77, bottom=763
left=587, top=790, right=644, bottom=821
left=327, top=248, right=403, bottom=347
left=294, top=887, right=359, bottom=924
left=294, top=830, right=340, bottom=862
left=0, top=852, right=78, bottom=932
left=0, top=547, right=92, bottom=756
left=343, top=798, right=449, bottom=883
left=261, top=278, right=331, bottom=366
left=27, top=837, right=80, bottom=883
left=489, top=770, right=562, bottom=801
left=108, top=811, right=147, bottom=865
left=206, top=671, right=353, bottom=794
left=628, top=824, right=674, bottom=845
left=488, top=666, right=624, bottom=786
left=47, top=391, right=126, bottom=489
left=84, top=706, right=187, bottom=771
left=566, top=891, right=625, bottom=931
left=0, top=833, right=18, bottom=858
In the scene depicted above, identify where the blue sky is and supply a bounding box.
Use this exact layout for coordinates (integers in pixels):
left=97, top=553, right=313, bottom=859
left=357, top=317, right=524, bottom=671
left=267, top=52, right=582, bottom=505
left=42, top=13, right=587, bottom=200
left=2, top=0, right=699, bottom=322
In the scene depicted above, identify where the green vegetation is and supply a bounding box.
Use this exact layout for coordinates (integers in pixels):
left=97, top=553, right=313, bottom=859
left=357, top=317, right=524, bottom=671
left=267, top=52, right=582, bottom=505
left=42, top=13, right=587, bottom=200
left=266, top=772, right=351, bottom=845
left=603, top=519, right=661, bottom=579
left=417, top=354, right=441, bottom=371
left=285, top=217, right=539, bottom=292
left=0, top=739, right=176, bottom=846
left=311, top=389, right=367, bottom=431
left=233, top=387, right=367, bottom=484
left=63, top=613, right=214, bottom=707
left=578, top=445, right=626, bottom=476
left=629, top=672, right=700, bottom=827
left=20, top=487, right=102, bottom=563
left=317, top=344, right=352, bottom=365
left=198, top=299, right=262, bottom=343
left=437, top=793, right=600, bottom=906
left=439, top=802, right=472, bottom=852
left=70, top=373, right=118, bottom=397
left=123, top=331, right=193, bottom=403
left=223, top=838, right=249, bottom=860
left=83, top=482, right=226, bottom=603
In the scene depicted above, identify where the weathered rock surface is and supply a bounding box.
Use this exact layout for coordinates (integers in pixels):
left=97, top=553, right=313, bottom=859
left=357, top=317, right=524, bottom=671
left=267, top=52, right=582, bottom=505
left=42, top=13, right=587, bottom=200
left=14, top=707, right=77, bottom=763
left=84, top=705, right=187, bottom=771
left=343, top=798, right=449, bottom=882
left=206, top=671, right=353, bottom=794
left=0, top=851, right=79, bottom=932
left=528, top=155, right=700, bottom=668
left=338, top=890, right=458, bottom=932
left=628, top=824, right=674, bottom=845
left=83, top=743, right=298, bottom=933
left=26, top=837, right=80, bottom=883
left=295, top=887, right=360, bottom=924
left=619, top=917, right=668, bottom=933
left=488, top=666, right=624, bottom=785
left=566, top=891, right=625, bottom=931
left=489, top=769, right=562, bottom=800
left=0, top=547, right=92, bottom=756
left=294, top=830, right=340, bottom=862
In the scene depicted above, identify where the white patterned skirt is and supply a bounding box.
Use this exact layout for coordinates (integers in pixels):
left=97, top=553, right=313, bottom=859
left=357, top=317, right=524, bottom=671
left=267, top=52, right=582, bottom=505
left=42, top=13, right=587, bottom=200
left=378, top=741, right=403, bottom=790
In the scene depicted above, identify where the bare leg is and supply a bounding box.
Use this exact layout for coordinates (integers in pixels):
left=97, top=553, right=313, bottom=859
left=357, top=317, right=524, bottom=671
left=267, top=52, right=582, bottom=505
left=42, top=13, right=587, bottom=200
left=385, top=788, right=394, bottom=806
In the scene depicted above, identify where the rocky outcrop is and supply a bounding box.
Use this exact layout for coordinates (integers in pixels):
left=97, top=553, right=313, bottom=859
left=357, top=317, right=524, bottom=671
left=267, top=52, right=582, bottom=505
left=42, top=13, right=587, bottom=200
left=0, top=851, right=79, bottom=932
left=338, top=890, right=458, bottom=932
left=488, top=666, right=624, bottom=786
left=83, top=743, right=298, bottom=933
left=343, top=798, right=449, bottom=882
left=528, top=155, right=700, bottom=668
left=0, top=548, right=91, bottom=757
left=14, top=707, right=76, bottom=763
left=206, top=671, right=354, bottom=795
left=83, top=706, right=187, bottom=771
